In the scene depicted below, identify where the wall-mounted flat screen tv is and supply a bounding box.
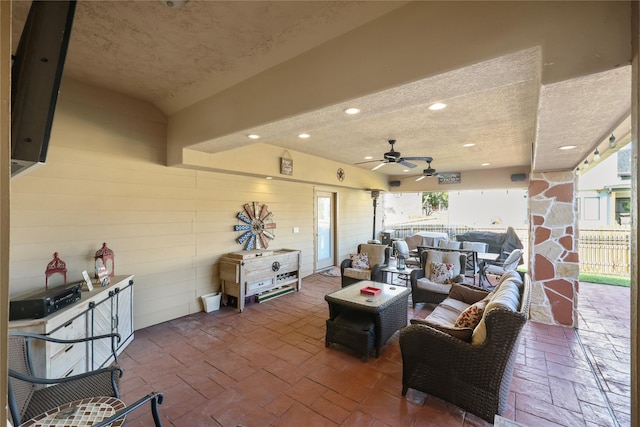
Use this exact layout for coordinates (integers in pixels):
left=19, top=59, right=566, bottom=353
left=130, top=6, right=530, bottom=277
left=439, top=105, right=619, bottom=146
left=11, top=0, right=76, bottom=177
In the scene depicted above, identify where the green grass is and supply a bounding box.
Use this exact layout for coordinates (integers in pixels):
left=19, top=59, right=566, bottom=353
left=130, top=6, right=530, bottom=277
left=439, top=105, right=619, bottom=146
left=578, top=273, right=630, bottom=287
left=516, top=267, right=630, bottom=287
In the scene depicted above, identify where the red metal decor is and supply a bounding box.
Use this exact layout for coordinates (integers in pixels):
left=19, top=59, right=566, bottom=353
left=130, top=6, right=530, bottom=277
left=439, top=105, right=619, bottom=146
left=95, top=242, right=115, bottom=278
left=45, top=252, right=67, bottom=289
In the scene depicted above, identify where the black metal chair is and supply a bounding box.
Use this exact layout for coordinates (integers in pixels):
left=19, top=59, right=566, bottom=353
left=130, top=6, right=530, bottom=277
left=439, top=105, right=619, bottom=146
left=8, top=332, right=164, bottom=427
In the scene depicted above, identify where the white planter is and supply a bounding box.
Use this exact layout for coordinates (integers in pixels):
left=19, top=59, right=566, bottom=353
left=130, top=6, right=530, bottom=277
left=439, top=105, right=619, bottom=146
left=201, top=292, right=221, bottom=313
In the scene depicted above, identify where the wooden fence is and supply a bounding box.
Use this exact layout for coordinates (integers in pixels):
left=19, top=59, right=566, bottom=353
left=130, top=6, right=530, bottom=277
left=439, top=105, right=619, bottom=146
left=386, top=222, right=631, bottom=277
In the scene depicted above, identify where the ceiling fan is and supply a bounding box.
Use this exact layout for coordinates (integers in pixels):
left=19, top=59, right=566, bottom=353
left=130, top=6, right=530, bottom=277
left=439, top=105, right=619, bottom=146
left=415, top=159, right=441, bottom=181
left=357, top=139, right=433, bottom=171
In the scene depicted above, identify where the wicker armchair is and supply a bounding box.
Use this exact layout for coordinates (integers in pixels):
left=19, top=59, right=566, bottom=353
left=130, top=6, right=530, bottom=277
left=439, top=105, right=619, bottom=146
left=340, top=243, right=391, bottom=287
left=409, top=249, right=467, bottom=306
left=399, top=272, right=531, bottom=422
left=8, top=332, right=164, bottom=426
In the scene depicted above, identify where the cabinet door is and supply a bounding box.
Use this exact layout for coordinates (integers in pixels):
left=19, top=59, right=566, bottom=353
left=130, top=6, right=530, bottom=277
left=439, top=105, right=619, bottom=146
left=89, top=291, right=115, bottom=370
left=115, top=283, right=133, bottom=351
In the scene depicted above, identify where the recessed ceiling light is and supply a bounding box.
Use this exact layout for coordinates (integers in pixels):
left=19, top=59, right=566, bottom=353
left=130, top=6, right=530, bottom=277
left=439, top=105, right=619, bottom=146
left=403, top=169, right=410, bottom=173
left=429, top=103, right=447, bottom=111
left=247, top=134, right=260, bottom=139
left=344, top=107, right=361, bottom=115
left=481, top=162, right=490, bottom=166
left=463, top=143, right=475, bottom=147
left=298, top=133, right=310, bottom=139
left=364, top=156, right=373, bottom=160
left=559, top=145, right=577, bottom=150
left=266, top=176, right=272, bottom=180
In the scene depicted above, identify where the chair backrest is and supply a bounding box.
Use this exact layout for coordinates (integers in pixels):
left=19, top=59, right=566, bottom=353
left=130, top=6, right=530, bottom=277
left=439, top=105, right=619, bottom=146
left=8, top=335, right=36, bottom=425
left=462, top=241, right=488, bottom=253
left=394, top=240, right=410, bottom=258
left=358, top=243, right=388, bottom=267
left=502, top=249, right=523, bottom=271
left=424, top=249, right=465, bottom=277
left=404, top=235, right=423, bottom=251
left=438, top=240, right=461, bottom=250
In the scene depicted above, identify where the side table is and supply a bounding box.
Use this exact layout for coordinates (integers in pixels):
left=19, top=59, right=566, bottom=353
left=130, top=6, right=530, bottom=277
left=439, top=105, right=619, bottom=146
left=19, top=397, right=126, bottom=427
left=381, top=266, right=414, bottom=286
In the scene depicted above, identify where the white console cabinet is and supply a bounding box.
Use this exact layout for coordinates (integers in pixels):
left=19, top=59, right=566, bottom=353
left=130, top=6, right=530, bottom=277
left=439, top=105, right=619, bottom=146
left=8, top=275, right=135, bottom=379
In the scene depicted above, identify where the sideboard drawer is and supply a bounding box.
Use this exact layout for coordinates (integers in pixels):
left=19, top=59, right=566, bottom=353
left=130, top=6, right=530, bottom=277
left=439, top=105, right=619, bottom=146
left=49, top=316, right=87, bottom=358
left=50, top=341, right=86, bottom=378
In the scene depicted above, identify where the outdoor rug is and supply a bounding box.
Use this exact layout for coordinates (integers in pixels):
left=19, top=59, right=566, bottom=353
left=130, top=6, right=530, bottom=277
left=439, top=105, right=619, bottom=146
left=318, top=267, right=340, bottom=277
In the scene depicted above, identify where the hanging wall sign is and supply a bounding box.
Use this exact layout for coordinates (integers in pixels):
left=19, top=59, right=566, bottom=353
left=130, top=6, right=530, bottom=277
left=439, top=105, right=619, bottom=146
left=280, top=151, right=293, bottom=176
left=438, top=172, right=461, bottom=185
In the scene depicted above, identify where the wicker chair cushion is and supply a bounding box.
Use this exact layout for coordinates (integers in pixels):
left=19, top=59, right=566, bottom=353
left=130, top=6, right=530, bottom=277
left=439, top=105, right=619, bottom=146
left=424, top=299, right=469, bottom=325
left=472, top=273, right=524, bottom=345
left=425, top=250, right=463, bottom=277
left=359, top=244, right=387, bottom=266
left=416, top=278, right=452, bottom=295
left=343, top=268, right=372, bottom=281
left=350, top=252, right=369, bottom=269
left=448, top=284, right=490, bottom=304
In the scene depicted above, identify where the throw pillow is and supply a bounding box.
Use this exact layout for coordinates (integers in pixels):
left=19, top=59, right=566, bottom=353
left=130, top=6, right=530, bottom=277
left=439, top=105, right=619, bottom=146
left=449, top=284, right=490, bottom=305
left=410, top=318, right=473, bottom=342
left=351, top=252, right=369, bottom=270
left=454, top=298, right=489, bottom=329
left=430, top=262, right=454, bottom=284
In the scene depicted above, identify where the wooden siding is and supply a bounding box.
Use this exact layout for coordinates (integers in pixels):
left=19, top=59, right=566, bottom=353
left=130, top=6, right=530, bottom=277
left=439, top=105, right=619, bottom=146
left=9, top=80, right=374, bottom=330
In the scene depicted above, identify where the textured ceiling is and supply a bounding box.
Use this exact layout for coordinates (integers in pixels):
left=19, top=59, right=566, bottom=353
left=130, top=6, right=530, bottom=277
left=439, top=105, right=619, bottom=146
left=10, top=0, right=632, bottom=181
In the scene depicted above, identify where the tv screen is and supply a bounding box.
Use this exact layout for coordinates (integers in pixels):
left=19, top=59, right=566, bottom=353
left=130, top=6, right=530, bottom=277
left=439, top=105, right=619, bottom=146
left=11, top=0, right=76, bottom=177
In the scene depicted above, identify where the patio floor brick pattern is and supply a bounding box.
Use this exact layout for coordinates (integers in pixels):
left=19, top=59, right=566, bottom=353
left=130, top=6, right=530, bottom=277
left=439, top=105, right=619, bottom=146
left=117, top=273, right=630, bottom=426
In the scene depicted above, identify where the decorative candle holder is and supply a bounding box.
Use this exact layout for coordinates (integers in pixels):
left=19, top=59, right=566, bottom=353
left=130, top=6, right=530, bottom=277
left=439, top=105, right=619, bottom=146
left=45, top=252, right=67, bottom=290
left=95, top=242, right=115, bottom=278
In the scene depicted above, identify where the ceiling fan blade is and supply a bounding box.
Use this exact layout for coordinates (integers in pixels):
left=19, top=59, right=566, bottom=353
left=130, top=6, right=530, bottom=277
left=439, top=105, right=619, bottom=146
left=355, top=158, right=384, bottom=165
left=398, top=160, right=417, bottom=168
left=403, top=156, right=433, bottom=163
left=371, top=162, right=386, bottom=171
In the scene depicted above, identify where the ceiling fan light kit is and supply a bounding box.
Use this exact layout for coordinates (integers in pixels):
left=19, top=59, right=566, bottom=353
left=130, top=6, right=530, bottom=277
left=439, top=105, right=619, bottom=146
left=358, top=139, right=434, bottom=172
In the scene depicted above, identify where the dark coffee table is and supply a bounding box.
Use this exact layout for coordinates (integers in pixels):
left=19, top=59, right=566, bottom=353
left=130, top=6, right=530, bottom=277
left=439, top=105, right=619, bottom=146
left=325, top=281, right=410, bottom=360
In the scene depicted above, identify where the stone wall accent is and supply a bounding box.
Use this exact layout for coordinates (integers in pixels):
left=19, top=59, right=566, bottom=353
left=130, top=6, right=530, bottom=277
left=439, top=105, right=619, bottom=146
left=528, top=171, right=579, bottom=327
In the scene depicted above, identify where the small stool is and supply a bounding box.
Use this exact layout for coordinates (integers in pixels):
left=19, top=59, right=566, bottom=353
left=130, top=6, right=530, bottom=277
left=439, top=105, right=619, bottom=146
left=325, top=312, right=375, bottom=361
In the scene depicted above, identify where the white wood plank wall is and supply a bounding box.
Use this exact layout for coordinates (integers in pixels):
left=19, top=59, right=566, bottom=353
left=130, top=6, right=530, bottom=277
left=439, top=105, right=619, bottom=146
left=9, top=79, right=376, bottom=329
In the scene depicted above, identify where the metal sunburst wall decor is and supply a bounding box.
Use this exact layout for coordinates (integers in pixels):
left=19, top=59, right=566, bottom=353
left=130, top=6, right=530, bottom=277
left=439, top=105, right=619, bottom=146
left=234, top=202, right=276, bottom=250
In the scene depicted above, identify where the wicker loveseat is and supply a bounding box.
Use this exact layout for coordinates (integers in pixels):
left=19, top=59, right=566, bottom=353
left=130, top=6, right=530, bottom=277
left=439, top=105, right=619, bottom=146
left=399, top=270, right=531, bottom=422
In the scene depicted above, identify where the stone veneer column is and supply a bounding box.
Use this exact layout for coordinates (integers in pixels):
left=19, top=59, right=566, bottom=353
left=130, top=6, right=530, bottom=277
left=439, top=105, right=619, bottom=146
left=528, top=171, right=579, bottom=327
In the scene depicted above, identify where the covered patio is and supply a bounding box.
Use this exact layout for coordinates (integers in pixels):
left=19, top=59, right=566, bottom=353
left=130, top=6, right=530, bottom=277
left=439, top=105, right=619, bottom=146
left=117, top=273, right=630, bottom=426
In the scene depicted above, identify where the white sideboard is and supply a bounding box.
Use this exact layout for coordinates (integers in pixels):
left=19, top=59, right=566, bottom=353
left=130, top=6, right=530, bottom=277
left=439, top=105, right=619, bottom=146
left=9, top=274, right=135, bottom=379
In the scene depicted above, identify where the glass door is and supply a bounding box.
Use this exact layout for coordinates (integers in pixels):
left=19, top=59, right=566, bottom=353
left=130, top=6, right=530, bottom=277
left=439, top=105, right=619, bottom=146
left=316, top=192, right=335, bottom=270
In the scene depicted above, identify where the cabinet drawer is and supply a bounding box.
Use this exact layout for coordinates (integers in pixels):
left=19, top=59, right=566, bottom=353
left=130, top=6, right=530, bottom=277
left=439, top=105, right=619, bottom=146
left=49, top=316, right=87, bottom=358
left=246, top=279, right=274, bottom=294
left=50, top=341, right=86, bottom=378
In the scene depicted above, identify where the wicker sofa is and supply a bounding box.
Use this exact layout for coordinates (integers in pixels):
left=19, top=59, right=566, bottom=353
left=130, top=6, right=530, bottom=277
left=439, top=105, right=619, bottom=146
left=399, top=270, right=531, bottom=422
